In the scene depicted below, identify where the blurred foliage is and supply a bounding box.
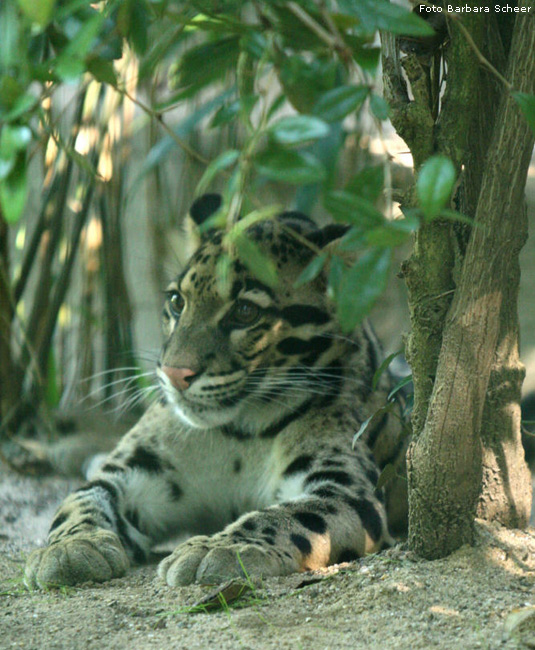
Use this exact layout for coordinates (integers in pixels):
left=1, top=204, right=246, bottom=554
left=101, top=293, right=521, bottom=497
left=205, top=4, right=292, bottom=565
left=7, top=0, right=534, bottom=435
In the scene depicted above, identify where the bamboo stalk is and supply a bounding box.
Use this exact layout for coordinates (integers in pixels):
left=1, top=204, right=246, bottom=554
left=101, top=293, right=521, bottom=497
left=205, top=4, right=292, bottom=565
left=36, top=165, right=97, bottom=378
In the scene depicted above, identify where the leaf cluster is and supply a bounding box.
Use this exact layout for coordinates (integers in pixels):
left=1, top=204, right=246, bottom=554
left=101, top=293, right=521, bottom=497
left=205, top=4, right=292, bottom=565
left=1, top=0, right=501, bottom=336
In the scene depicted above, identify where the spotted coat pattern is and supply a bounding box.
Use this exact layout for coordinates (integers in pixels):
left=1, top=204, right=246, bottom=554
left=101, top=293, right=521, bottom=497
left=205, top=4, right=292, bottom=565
left=24, top=195, right=407, bottom=589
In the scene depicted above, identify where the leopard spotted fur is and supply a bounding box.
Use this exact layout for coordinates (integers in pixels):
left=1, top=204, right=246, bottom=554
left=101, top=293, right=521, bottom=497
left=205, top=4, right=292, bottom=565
left=24, top=195, right=407, bottom=589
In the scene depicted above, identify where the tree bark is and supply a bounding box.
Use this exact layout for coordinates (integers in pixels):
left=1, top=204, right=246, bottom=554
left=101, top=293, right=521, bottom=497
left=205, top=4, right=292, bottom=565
left=383, top=12, right=483, bottom=443
left=407, top=2, right=535, bottom=558
left=475, top=5, right=535, bottom=526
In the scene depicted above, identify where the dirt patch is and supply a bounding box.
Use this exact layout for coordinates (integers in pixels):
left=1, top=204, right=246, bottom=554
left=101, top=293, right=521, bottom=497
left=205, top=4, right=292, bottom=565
left=1, top=466, right=535, bottom=650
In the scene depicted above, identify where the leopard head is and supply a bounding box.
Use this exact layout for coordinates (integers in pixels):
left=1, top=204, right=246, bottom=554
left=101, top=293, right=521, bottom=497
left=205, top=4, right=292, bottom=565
left=157, top=194, right=351, bottom=432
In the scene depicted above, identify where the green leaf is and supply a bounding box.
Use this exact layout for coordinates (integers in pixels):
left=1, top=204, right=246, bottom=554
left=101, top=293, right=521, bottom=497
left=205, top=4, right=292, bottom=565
left=370, top=94, right=390, bottom=120
left=130, top=0, right=149, bottom=55
left=0, top=125, right=32, bottom=160
left=345, top=165, right=384, bottom=202
left=336, top=248, right=391, bottom=333
left=267, top=5, right=329, bottom=50
left=337, top=226, right=367, bottom=252
left=0, top=93, right=37, bottom=123
left=372, top=350, right=402, bottom=390
left=117, top=0, right=149, bottom=55
left=350, top=43, right=381, bottom=73
left=233, top=234, right=278, bottom=288
left=313, top=85, right=369, bottom=123
left=0, top=1, right=19, bottom=71
left=328, top=254, right=345, bottom=302
left=197, top=150, right=239, bottom=196
left=352, top=403, right=394, bottom=447
left=55, top=58, right=85, bottom=81
left=237, top=50, right=255, bottom=101
left=278, top=55, right=338, bottom=114
left=294, top=252, right=328, bottom=288
left=241, top=31, right=268, bottom=59
left=54, top=10, right=107, bottom=81
left=353, top=411, right=377, bottom=446
left=324, top=190, right=384, bottom=228
left=210, top=101, right=240, bottom=128
left=0, top=158, right=14, bottom=180
left=366, top=216, right=419, bottom=247
left=266, top=94, right=287, bottom=121
left=231, top=205, right=281, bottom=236
left=255, top=149, right=326, bottom=185
left=387, top=374, right=413, bottom=402
left=513, top=92, right=535, bottom=135
left=86, top=57, right=117, bottom=85
left=216, top=253, right=232, bottom=299
left=342, top=0, right=435, bottom=36
left=0, top=154, right=27, bottom=223
left=171, top=36, right=241, bottom=93
left=376, top=463, right=397, bottom=491
left=17, top=0, right=56, bottom=27
left=268, top=115, right=330, bottom=147
left=53, top=0, right=96, bottom=21
left=239, top=94, right=259, bottom=121
left=295, top=120, right=344, bottom=210
left=417, top=155, right=456, bottom=220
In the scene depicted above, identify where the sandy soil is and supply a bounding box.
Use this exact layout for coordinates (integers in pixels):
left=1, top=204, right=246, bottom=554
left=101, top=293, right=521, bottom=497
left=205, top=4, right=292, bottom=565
left=1, top=464, right=535, bottom=650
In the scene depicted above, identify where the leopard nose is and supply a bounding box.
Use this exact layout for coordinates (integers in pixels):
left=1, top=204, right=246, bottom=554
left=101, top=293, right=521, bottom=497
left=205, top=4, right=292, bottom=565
left=162, top=365, right=197, bottom=391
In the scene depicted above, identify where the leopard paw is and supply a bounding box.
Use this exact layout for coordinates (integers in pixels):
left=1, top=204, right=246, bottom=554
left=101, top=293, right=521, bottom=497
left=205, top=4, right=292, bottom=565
left=24, top=530, right=129, bottom=589
left=158, top=534, right=295, bottom=586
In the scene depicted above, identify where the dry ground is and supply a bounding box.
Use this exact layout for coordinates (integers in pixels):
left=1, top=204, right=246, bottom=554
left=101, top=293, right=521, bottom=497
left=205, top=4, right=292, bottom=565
left=2, top=464, right=535, bottom=650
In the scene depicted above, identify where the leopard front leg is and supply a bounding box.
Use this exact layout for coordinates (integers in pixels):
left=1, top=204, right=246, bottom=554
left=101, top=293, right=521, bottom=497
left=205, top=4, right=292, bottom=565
left=24, top=419, right=188, bottom=588
left=24, top=476, right=148, bottom=589
left=159, top=443, right=389, bottom=586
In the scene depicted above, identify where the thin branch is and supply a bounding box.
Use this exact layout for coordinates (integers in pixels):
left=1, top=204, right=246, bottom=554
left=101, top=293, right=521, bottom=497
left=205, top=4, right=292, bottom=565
left=287, top=2, right=337, bottom=49
left=450, top=15, right=512, bottom=90
left=117, top=85, right=210, bottom=165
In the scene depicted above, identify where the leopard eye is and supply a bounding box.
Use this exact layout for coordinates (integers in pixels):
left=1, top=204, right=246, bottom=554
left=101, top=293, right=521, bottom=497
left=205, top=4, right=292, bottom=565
left=229, top=300, right=261, bottom=326
left=167, top=291, right=185, bottom=318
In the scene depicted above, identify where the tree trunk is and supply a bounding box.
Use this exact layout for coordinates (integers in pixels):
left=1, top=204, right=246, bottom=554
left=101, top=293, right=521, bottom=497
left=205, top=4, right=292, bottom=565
left=407, top=3, right=535, bottom=558
left=383, top=3, right=534, bottom=558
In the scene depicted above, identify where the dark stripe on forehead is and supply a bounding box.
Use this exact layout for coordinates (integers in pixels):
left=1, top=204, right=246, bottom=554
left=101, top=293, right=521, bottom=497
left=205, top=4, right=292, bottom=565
left=277, top=336, right=332, bottom=356
left=175, top=268, right=188, bottom=291
left=281, top=305, right=330, bottom=327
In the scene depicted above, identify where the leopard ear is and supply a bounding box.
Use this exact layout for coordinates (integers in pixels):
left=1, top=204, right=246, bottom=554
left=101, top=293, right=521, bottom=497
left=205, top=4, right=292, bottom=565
left=305, top=224, right=350, bottom=249
left=308, top=224, right=357, bottom=271
left=189, top=194, right=222, bottom=226
left=180, top=194, right=223, bottom=261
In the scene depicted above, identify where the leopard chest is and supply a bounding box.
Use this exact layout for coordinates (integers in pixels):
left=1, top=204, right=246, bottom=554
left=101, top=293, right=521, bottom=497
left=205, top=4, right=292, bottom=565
left=157, top=429, right=283, bottom=532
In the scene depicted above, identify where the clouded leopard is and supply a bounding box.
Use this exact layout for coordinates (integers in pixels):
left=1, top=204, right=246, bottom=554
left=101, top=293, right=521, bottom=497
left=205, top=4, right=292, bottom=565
left=25, top=194, right=407, bottom=589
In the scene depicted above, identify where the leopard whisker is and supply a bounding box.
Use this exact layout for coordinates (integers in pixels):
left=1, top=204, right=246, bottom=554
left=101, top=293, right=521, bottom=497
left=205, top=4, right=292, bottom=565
left=80, top=367, right=146, bottom=383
